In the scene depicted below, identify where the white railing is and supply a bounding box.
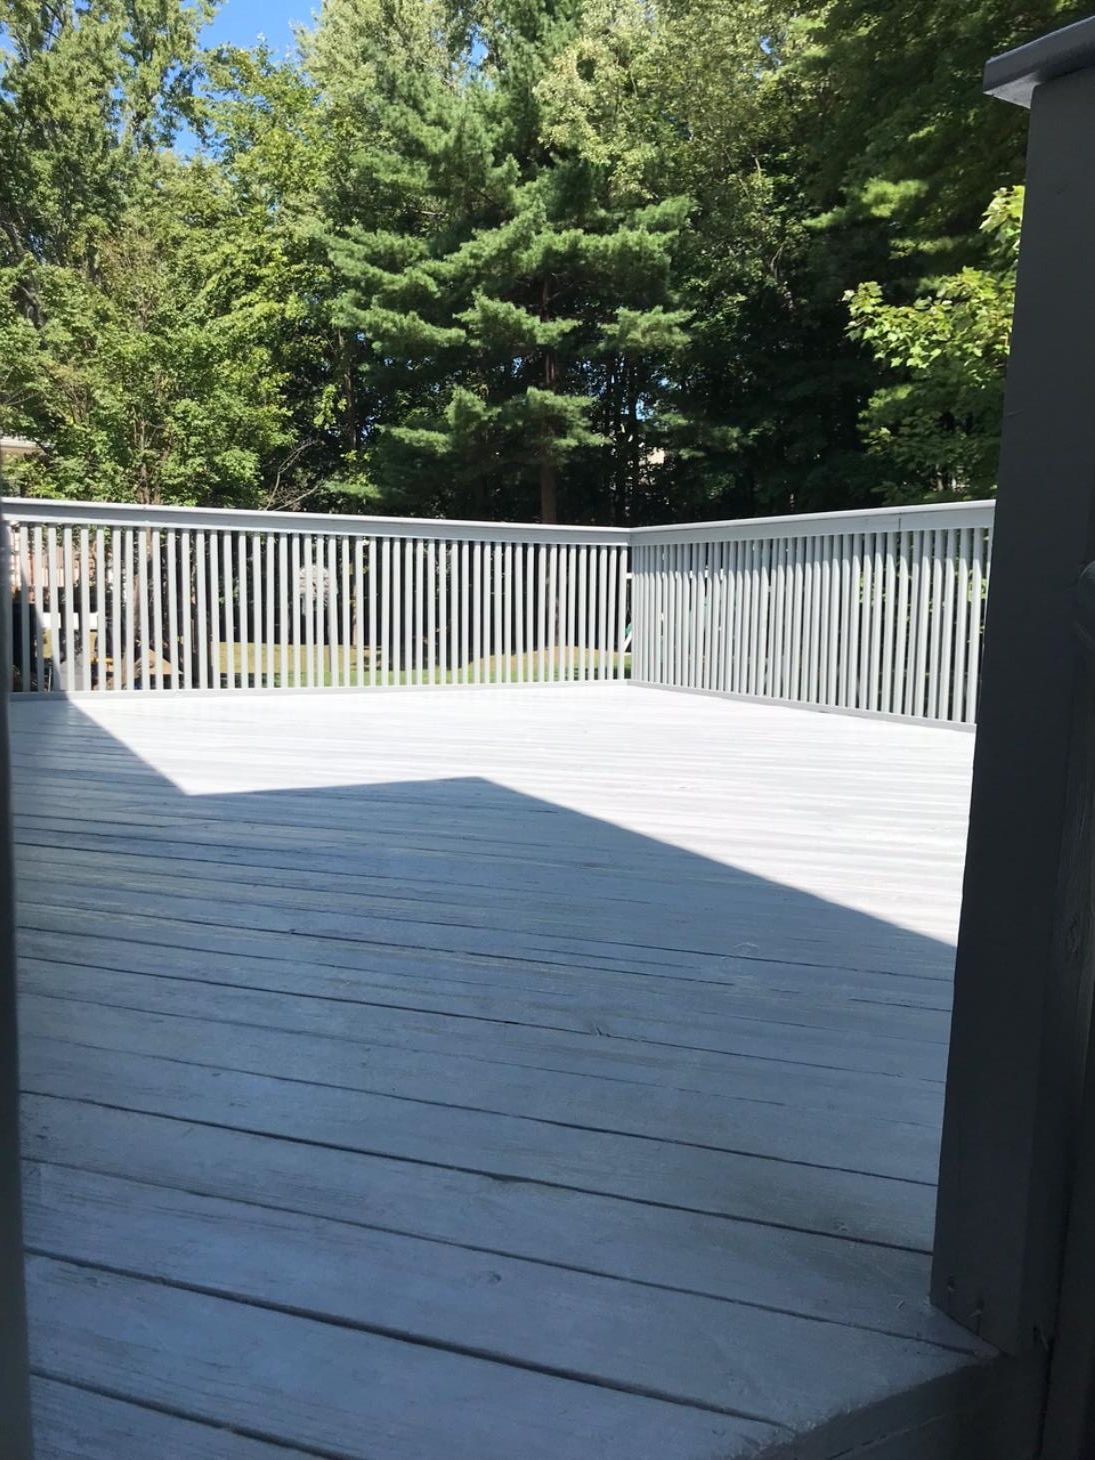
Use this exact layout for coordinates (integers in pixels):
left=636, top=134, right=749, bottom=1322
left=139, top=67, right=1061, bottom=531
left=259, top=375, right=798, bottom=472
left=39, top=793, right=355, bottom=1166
left=630, top=501, right=994, bottom=724
left=1, top=501, right=630, bottom=693
left=2, top=496, right=995, bottom=723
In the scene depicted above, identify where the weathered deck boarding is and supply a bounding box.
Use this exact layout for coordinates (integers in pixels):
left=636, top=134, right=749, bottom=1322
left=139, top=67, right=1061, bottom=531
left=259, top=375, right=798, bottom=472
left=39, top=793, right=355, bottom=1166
left=11, top=688, right=1036, bottom=1457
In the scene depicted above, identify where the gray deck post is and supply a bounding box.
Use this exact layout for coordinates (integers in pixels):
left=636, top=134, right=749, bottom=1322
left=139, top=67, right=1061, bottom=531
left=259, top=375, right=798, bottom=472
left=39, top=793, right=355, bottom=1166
left=932, top=18, right=1095, bottom=1361
left=0, top=505, right=33, bottom=1454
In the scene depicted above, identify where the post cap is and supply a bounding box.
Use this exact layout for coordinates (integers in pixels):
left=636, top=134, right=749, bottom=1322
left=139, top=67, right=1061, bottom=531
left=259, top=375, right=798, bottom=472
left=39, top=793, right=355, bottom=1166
left=985, top=17, right=1095, bottom=107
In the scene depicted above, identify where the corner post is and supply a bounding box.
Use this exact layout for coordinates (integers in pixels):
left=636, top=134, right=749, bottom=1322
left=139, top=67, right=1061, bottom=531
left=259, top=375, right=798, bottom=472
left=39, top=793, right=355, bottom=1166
left=932, top=19, right=1095, bottom=1357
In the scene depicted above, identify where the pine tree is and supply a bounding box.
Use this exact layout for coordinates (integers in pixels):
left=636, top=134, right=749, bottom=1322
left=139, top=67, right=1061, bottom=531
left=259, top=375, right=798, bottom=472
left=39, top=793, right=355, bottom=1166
left=327, top=0, right=691, bottom=523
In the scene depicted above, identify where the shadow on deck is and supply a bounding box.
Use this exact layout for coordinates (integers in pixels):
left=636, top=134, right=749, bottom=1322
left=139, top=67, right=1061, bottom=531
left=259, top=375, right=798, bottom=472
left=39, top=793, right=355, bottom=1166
left=11, top=689, right=1042, bottom=1458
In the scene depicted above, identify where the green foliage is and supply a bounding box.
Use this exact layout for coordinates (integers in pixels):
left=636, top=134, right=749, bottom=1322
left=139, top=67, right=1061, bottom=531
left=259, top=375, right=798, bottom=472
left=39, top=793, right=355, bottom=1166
left=847, top=187, right=1021, bottom=501
left=0, top=1, right=290, bottom=502
left=0, top=0, right=213, bottom=269
left=325, top=0, right=694, bottom=521
left=2, top=167, right=290, bottom=503
left=0, top=0, right=1078, bottom=520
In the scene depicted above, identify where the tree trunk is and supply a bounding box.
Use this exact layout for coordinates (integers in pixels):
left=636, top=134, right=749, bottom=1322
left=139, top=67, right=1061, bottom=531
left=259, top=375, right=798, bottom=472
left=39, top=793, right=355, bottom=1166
left=539, top=278, right=558, bottom=524
left=338, top=330, right=358, bottom=449
left=539, top=458, right=557, bottom=524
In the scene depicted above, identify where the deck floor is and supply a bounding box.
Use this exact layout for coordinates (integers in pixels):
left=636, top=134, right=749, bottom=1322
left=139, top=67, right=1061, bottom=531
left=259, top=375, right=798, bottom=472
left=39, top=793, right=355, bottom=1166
left=11, top=686, right=1006, bottom=1457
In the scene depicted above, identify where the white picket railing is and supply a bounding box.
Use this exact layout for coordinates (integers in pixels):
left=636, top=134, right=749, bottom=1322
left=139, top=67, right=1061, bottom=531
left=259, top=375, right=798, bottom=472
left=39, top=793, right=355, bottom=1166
left=630, top=501, right=995, bottom=724
left=2, top=496, right=995, bottom=723
left=0, top=501, right=630, bottom=694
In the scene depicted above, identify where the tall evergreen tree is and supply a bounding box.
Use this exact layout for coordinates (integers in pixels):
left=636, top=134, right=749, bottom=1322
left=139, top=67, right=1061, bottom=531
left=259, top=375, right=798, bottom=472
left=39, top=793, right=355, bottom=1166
left=327, top=0, right=690, bottom=523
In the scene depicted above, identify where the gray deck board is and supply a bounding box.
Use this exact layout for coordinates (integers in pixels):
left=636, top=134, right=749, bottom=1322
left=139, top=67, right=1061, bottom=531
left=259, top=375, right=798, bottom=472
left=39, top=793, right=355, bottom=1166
left=10, top=687, right=1023, bottom=1457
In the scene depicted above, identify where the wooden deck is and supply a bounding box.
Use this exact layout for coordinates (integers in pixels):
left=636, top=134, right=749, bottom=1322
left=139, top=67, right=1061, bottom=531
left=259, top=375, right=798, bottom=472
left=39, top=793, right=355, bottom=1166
left=10, top=686, right=1036, bottom=1457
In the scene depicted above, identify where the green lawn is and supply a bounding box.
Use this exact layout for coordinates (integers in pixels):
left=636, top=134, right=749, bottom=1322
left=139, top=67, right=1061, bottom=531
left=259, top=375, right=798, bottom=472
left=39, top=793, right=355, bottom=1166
left=209, top=643, right=629, bottom=688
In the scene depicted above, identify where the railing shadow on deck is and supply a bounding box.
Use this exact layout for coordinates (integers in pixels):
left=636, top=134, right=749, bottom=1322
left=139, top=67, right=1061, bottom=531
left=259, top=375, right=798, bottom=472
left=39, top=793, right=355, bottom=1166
left=7, top=693, right=1012, bottom=1457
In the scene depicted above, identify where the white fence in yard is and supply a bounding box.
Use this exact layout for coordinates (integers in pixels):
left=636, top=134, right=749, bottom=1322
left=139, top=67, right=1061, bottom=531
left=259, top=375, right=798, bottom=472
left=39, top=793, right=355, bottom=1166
left=1, top=496, right=994, bottom=724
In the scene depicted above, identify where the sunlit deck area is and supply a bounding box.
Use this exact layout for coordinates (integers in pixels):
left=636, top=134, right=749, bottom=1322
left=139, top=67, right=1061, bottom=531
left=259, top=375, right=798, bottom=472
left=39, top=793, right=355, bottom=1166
left=10, top=684, right=1032, bottom=1457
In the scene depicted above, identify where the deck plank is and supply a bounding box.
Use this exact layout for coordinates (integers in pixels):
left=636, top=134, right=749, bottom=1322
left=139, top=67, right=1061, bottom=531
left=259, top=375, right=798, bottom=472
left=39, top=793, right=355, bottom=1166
left=19, top=961, right=946, bottom=1121
left=22, top=1163, right=973, bottom=1425
left=31, top=1377, right=319, bottom=1460
left=19, top=1093, right=972, bottom=1348
left=20, top=1036, right=937, bottom=1248
left=11, top=687, right=1000, bottom=1458
left=27, top=1256, right=783, bottom=1459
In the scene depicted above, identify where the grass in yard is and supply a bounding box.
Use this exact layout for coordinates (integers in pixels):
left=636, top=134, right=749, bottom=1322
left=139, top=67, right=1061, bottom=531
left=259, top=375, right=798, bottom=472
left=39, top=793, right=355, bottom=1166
left=210, top=643, right=631, bottom=688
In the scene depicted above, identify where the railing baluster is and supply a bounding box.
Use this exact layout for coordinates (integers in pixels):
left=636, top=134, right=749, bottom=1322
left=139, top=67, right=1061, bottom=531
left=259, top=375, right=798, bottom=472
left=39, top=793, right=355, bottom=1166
left=414, top=537, right=425, bottom=687
left=938, top=527, right=957, bottom=721
left=471, top=540, right=481, bottom=685
left=610, top=548, right=619, bottom=683
left=250, top=533, right=262, bottom=690
left=340, top=536, right=351, bottom=688
left=868, top=532, right=883, bottom=713
left=221, top=533, right=234, bottom=688
left=499, top=540, right=511, bottom=684
left=367, top=538, right=377, bottom=689
left=354, top=538, right=365, bottom=689
left=458, top=540, right=469, bottom=685
left=179, top=531, right=191, bottom=690
left=426, top=538, right=437, bottom=686
left=77, top=528, right=91, bottom=692
left=278, top=536, right=289, bottom=689
left=546, top=544, right=558, bottom=682
left=914, top=530, right=932, bottom=718
left=513, top=541, right=524, bottom=683
left=880, top=533, right=896, bottom=714
left=858, top=534, right=872, bottom=711
left=325, top=535, right=337, bottom=689
left=379, top=537, right=390, bottom=686
left=151, top=528, right=163, bottom=691
left=829, top=543, right=846, bottom=712
left=927, top=529, right=944, bottom=719
left=60, top=526, right=75, bottom=692
left=313, top=536, right=324, bottom=687
left=16, top=528, right=31, bottom=691
left=196, top=531, right=207, bottom=690
left=519, top=542, right=530, bottom=683
left=166, top=530, right=178, bottom=690
left=266, top=534, right=277, bottom=689
left=403, top=538, right=414, bottom=687
left=952, top=528, right=971, bottom=724
left=975, top=531, right=992, bottom=724
left=684, top=543, right=696, bottom=689
left=439, top=539, right=448, bottom=686
left=93, top=529, right=106, bottom=691
left=110, top=525, right=121, bottom=690
left=302, top=534, right=314, bottom=688
left=121, top=528, right=135, bottom=691
left=234, top=531, right=247, bottom=690
left=290, top=534, right=300, bottom=688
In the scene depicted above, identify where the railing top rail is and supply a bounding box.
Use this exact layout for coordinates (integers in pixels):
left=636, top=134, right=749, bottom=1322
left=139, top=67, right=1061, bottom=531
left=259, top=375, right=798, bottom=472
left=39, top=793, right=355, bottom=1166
left=629, top=498, right=995, bottom=545
left=0, top=497, right=629, bottom=546
left=1, top=493, right=995, bottom=547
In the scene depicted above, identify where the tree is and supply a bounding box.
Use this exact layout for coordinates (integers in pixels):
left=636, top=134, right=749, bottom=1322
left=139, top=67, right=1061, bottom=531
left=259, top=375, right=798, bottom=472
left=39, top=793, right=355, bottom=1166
left=0, top=0, right=1080, bottom=519
left=197, top=42, right=352, bottom=508
left=846, top=187, right=1020, bottom=502
left=0, top=0, right=212, bottom=272
left=3, top=164, right=290, bottom=504
left=326, top=0, right=692, bottom=523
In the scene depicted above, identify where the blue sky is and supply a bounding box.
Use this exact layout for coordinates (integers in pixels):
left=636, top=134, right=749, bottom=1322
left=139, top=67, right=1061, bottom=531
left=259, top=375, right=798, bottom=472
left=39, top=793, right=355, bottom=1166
left=202, top=0, right=311, bottom=53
